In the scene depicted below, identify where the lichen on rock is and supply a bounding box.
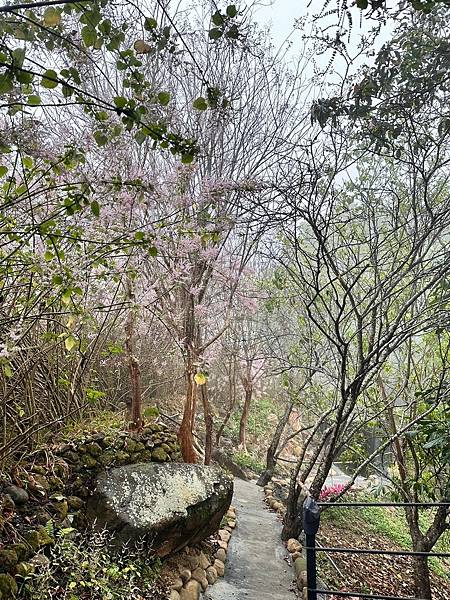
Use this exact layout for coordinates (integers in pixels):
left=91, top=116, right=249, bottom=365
left=85, top=463, right=233, bottom=556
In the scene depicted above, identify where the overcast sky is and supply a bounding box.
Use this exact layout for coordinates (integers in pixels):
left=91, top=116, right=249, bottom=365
left=252, top=0, right=393, bottom=75
left=254, top=0, right=307, bottom=48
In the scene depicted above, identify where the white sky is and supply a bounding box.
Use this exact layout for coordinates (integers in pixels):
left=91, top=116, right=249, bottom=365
left=254, top=0, right=307, bottom=48
left=252, top=0, right=394, bottom=77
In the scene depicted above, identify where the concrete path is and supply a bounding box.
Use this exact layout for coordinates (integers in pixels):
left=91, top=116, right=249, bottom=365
left=203, top=478, right=297, bottom=600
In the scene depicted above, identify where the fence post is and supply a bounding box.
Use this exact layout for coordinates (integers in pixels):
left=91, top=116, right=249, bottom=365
left=303, top=496, right=321, bottom=600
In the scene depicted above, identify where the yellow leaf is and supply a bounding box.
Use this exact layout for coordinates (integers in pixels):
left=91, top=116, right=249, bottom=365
left=3, top=363, right=12, bottom=378
left=61, top=290, right=71, bottom=305
left=44, top=7, right=61, bottom=27
left=64, top=335, right=77, bottom=352
left=194, top=372, right=206, bottom=385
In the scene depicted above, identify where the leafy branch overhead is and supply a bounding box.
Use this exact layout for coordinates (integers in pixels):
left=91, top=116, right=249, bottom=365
left=209, top=4, right=240, bottom=41
left=0, top=2, right=197, bottom=160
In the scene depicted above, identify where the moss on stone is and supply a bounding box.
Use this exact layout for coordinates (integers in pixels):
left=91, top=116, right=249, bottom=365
left=124, top=439, right=138, bottom=453
left=51, top=499, right=68, bottom=520
left=99, top=449, right=116, bottom=466
left=81, top=454, right=98, bottom=469
left=31, top=465, right=46, bottom=475
left=63, top=450, right=80, bottom=464
left=48, top=475, right=64, bottom=490
left=0, top=549, right=18, bottom=572
left=30, top=474, right=50, bottom=491
left=115, top=450, right=130, bottom=464
left=9, top=544, right=29, bottom=562
left=140, top=450, right=152, bottom=462
left=23, top=531, right=40, bottom=553
left=67, top=496, right=84, bottom=510
left=151, top=447, right=169, bottom=462
left=85, top=442, right=103, bottom=457
left=0, top=573, right=18, bottom=597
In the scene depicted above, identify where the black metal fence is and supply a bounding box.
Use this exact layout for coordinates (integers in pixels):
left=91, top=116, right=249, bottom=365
left=303, top=497, right=450, bottom=600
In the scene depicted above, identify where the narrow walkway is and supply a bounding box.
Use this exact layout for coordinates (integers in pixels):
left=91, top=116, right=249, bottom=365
left=203, top=478, right=296, bottom=600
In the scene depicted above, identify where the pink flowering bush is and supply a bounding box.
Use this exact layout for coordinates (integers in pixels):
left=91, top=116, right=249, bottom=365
left=319, top=483, right=348, bottom=502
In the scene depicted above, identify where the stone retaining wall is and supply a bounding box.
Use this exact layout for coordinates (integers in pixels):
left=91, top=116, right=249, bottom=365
left=0, top=422, right=181, bottom=597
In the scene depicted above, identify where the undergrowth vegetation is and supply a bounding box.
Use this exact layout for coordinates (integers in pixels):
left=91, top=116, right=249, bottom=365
left=19, top=528, right=166, bottom=600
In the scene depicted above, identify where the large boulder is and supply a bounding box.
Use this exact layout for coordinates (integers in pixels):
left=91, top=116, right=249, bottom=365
left=85, top=463, right=233, bottom=556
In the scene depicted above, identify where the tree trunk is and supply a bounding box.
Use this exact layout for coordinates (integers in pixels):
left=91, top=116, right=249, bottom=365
left=257, top=401, right=294, bottom=487
left=201, top=383, right=213, bottom=465
left=282, top=472, right=304, bottom=540
left=178, top=288, right=199, bottom=463
left=216, top=357, right=237, bottom=445
left=413, top=554, right=432, bottom=600
left=281, top=424, right=334, bottom=540
left=179, top=364, right=198, bottom=463
left=405, top=507, right=433, bottom=600
left=216, top=406, right=234, bottom=445
left=239, top=384, right=252, bottom=451
left=125, top=278, right=143, bottom=431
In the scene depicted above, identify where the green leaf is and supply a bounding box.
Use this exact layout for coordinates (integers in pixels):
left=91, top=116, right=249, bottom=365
left=90, top=200, right=100, bottom=217
left=27, top=94, right=41, bottom=105
left=209, top=28, right=223, bottom=40
left=149, top=246, right=158, bottom=257
left=194, top=372, right=207, bottom=385
left=44, top=250, right=53, bottom=262
left=134, top=129, right=147, bottom=145
left=144, top=17, right=157, bottom=30
left=41, top=69, right=58, bottom=89
left=93, top=130, right=108, bottom=146
left=44, top=7, right=61, bottom=27
left=81, top=26, right=97, bottom=47
left=157, top=91, right=170, bottom=106
left=61, top=289, right=72, bottom=305
left=134, top=231, right=145, bottom=241
left=23, top=156, right=33, bottom=169
left=52, top=274, right=63, bottom=285
left=225, top=24, right=239, bottom=39
left=95, top=111, right=109, bottom=121
left=356, top=0, right=369, bottom=8
left=212, top=11, right=225, bottom=26
left=193, top=97, right=208, bottom=111
left=12, top=48, right=26, bottom=68
left=0, top=166, right=8, bottom=177
left=113, top=96, right=127, bottom=109
left=181, top=153, right=194, bottom=164
left=17, top=70, right=33, bottom=85
left=226, top=5, right=238, bottom=17
left=0, top=73, right=14, bottom=94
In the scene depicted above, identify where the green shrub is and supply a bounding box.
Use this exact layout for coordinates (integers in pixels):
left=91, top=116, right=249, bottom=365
left=232, top=450, right=265, bottom=474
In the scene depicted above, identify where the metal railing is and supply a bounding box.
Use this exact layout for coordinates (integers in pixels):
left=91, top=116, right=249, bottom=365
left=303, top=497, right=450, bottom=600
